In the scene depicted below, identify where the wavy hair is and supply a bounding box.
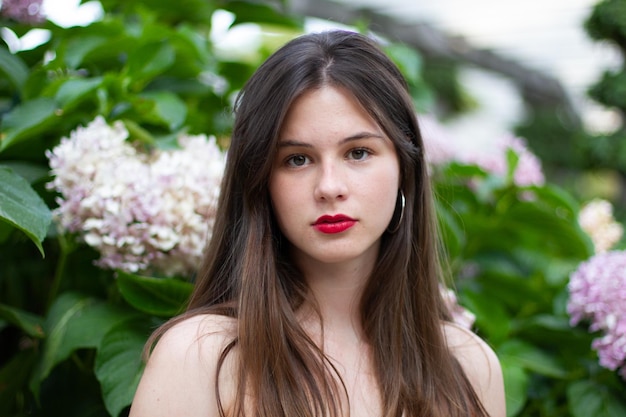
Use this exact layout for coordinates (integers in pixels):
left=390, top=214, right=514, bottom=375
left=151, top=30, right=488, bottom=417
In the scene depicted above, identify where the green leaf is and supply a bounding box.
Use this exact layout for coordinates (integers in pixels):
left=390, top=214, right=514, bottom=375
left=127, top=41, right=175, bottom=83
left=500, top=358, right=529, bottom=417
left=567, top=380, right=626, bottom=417
left=441, top=162, right=488, bottom=180
left=542, top=257, right=582, bottom=287
left=498, top=339, right=567, bottom=378
left=173, top=24, right=212, bottom=68
left=0, top=221, right=12, bottom=244
left=0, top=98, right=58, bottom=152
left=384, top=43, right=422, bottom=84
left=530, top=185, right=594, bottom=256
left=116, top=271, right=193, bottom=317
left=99, top=0, right=215, bottom=24
left=0, top=46, right=28, bottom=90
left=472, top=266, right=543, bottom=313
left=95, top=317, right=152, bottom=417
left=0, top=166, right=52, bottom=256
left=55, top=77, right=104, bottom=110
left=63, top=35, right=109, bottom=68
left=460, top=289, right=511, bottom=343
left=505, top=148, right=520, bottom=185
left=0, top=160, right=49, bottom=184
left=227, top=1, right=303, bottom=28
left=30, top=293, right=137, bottom=394
left=516, top=315, right=594, bottom=358
left=475, top=174, right=507, bottom=202
left=139, top=91, right=187, bottom=130
left=123, top=118, right=157, bottom=145
left=0, top=303, right=45, bottom=338
left=501, top=201, right=591, bottom=259
left=530, top=183, right=580, bottom=215
left=0, top=349, right=37, bottom=416
left=435, top=199, right=465, bottom=261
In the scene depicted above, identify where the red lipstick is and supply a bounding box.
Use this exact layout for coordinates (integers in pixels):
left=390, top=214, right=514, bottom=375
left=313, top=214, right=356, bottom=234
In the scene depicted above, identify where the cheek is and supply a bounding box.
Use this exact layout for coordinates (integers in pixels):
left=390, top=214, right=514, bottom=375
left=373, top=159, right=401, bottom=196
left=370, top=161, right=401, bottom=218
left=376, top=179, right=401, bottom=220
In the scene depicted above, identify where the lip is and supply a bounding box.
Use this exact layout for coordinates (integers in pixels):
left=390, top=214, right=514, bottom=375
left=313, top=214, right=357, bottom=234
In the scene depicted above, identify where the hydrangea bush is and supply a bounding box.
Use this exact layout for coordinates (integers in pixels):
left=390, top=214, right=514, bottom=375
left=47, top=117, right=225, bottom=277
left=421, top=115, right=545, bottom=187
left=568, top=250, right=626, bottom=380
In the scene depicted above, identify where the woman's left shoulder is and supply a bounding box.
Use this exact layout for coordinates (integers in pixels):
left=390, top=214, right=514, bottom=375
left=443, top=322, right=507, bottom=417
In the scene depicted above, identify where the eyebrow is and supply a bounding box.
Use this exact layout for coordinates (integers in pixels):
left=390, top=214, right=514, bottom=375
left=277, top=131, right=386, bottom=148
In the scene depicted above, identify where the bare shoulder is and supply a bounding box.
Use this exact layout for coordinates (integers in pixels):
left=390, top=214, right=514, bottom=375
left=129, top=314, right=238, bottom=417
left=443, top=322, right=507, bottom=417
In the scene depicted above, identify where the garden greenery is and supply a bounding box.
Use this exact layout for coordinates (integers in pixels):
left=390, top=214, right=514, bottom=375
left=1, top=1, right=625, bottom=416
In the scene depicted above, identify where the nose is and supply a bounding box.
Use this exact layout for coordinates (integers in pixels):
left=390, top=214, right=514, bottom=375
left=314, top=161, right=348, bottom=201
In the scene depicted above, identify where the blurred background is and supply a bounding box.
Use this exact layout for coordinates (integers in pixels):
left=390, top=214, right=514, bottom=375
left=2, top=1, right=626, bottom=416
left=37, top=0, right=626, bottom=209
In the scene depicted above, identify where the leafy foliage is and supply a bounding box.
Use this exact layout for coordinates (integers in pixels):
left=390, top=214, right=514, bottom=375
left=0, top=1, right=301, bottom=415
left=564, top=1, right=626, bottom=185
left=515, top=0, right=626, bottom=206
left=581, top=0, right=626, bottom=180
left=0, top=166, right=51, bottom=255
left=433, top=161, right=626, bottom=416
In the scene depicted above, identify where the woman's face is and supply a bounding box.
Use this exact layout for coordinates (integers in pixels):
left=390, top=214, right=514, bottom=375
left=269, top=86, right=400, bottom=271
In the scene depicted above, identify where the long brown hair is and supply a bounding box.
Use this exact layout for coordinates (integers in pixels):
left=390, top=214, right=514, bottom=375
left=151, top=30, right=488, bottom=417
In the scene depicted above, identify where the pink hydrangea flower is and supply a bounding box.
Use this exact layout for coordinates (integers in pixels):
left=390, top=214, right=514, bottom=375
left=0, top=0, right=44, bottom=24
left=568, top=251, right=626, bottom=379
left=420, top=115, right=544, bottom=187
left=47, top=117, right=225, bottom=277
left=419, top=114, right=458, bottom=166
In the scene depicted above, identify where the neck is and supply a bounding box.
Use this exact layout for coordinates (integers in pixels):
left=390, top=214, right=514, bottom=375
left=297, top=257, right=375, bottom=345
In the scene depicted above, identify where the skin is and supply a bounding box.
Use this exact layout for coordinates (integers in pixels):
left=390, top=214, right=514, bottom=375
left=129, top=85, right=507, bottom=417
left=269, top=85, right=400, bottom=292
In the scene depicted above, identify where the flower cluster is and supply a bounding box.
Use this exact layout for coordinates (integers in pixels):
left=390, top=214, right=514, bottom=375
left=578, top=199, right=623, bottom=253
left=441, top=285, right=476, bottom=329
left=47, top=117, right=225, bottom=277
left=0, top=0, right=44, bottom=24
left=568, top=250, right=626, bottom=380
left=420, top=115, right=544, bottom=187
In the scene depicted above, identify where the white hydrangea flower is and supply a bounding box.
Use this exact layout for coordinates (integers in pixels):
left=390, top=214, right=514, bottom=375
left=579, top=199, right=623, bottom=253
left=47, top=117, right=226, bottom=277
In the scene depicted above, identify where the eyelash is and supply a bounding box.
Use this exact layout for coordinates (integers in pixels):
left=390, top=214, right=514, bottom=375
left=285, top=154, right=310, bottom=167
left=348, top=147, right=372, bottom=161
left=284, top=147, right=373, bottom=167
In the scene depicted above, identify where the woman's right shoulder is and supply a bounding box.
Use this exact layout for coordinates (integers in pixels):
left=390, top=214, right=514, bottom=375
left=129, top=313, right=238, bottom=417
left=148, top=313, right=238, bottom=366
left=160, top=313, right=237, bottom=347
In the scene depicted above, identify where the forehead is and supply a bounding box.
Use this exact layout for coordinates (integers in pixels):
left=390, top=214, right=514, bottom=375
left=279, top=86, right=383, bottom=141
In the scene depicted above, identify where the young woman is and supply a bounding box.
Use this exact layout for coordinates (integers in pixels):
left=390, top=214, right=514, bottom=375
left=129, top=30, right=506, bottom=417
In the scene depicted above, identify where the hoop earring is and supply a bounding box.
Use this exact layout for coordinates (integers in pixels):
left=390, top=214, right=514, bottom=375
left=387, top=190, right=405, bottom=233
